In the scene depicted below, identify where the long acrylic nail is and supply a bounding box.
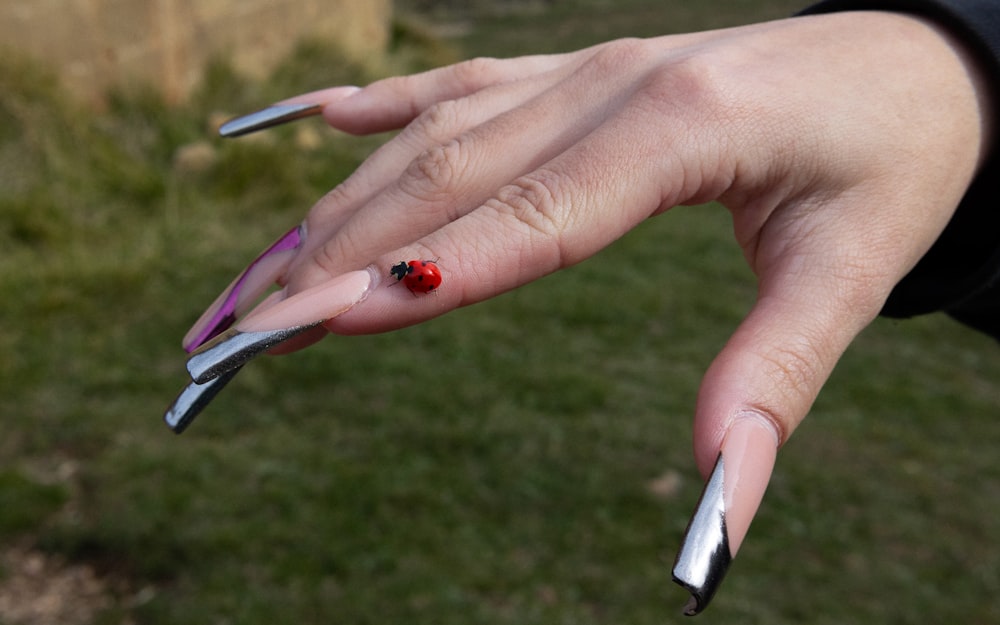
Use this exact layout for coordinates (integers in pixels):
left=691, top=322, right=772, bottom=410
left=672, top=414, right=779, bottom=615
left=186, top=324, right=318, bottom=385
left=672, top=453, right=729, bottom=616
left=219, top=103, right=324, bottom=137
left=186, top=269, right=374, bottom=383
left=183, top=224, right=305, bottom=353
left=164, top=366, right=243, bottom=433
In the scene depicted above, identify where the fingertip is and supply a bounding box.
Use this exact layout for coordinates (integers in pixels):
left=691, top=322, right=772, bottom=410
left=318, top=83, right=419, bottom=135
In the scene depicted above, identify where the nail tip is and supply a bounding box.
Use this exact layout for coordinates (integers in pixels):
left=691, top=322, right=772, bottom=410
left=218, top=103, right=323, bottom=137
left=672, top=551, right=731, bottom=616
left=681, top=593, right=701, bottom=617
left=671, top=454, right=731, bottom=616
left=164, top=367, right=242, bottom=433
left=672, top=551, right=732, bottom=616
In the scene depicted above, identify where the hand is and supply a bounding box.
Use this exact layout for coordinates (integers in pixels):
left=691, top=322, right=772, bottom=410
left=178, top=10, right=990, bottom=574
left=270, top=10, right=987, bottom=467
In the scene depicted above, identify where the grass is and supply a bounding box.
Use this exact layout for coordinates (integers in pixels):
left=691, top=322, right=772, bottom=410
left=2, top=1, right=999, bottom=623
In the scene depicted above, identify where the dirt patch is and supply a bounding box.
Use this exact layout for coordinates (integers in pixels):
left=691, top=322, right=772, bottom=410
left=0, top=546, right=112, bottom=625
left=646, top=468, right=684, bottom=500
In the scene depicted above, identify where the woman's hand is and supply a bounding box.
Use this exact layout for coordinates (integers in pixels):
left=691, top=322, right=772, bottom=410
left=177, top=11, right=991, bottom=588
left=262, top=11, right=988, bottom=469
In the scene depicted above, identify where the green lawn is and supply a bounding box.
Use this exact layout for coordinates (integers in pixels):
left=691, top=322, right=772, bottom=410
left=2, top=1, right=999, bottom=624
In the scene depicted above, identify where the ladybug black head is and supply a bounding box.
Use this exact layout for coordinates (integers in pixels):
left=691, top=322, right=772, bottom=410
left=389, top=261, right=411, bottom=281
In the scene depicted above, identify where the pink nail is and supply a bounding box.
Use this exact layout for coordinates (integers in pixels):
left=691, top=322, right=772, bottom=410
left=186, top=269, right=374, bottom=384
left=236, top=269, right=374, bottom=333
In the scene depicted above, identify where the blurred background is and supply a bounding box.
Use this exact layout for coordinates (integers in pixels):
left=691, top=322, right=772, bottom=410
left=1, top=1, right=998, bottom=623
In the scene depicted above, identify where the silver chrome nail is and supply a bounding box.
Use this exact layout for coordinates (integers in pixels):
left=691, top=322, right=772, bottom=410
left=672, top=453, right=732, bottom=616
left=164, top=366, right=242, bottom=433
left=219, top=103, right=323, bottom=137
left=186, top=323, right=319, bottom=384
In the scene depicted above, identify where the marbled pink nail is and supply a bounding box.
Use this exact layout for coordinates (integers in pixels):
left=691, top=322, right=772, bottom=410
left=182, top=224, right=305, bottom=353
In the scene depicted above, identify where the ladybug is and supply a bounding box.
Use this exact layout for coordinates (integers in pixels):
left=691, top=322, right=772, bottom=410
left=390, top=259, right=442, bottom=294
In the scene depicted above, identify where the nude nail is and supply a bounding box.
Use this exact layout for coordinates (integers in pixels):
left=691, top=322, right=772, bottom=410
left=672, top=413, right=779, bottom=615
left=720, top=414, right=779, bottom=554
left=186, top=269, right=373, bottom=383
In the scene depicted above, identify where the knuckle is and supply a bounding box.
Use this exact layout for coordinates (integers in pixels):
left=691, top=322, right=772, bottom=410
left=466, top=172, right=567, bottom=276
left=400, top=137, right=471, bottom=202
left=829, top=260, right=892, bottom=325
left=490, top=172, right=565, bottom=237
left=636, top=54, right=745, bottom=125
left=585, top=38, right=654, bottom=75
left=450, top=56, right=505, bottom=90
left=406, top=98, right=469, bottom=144
left=763, top=341, right=824, bottom=401
left=421, top=99, right=464, bottom=133
left=313, top=240, right=343, bottom=277
left=310, top=183, right=353, bottom=221
left=295, top=237, right=352, bottom=289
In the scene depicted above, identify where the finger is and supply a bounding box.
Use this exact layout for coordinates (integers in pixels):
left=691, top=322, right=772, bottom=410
left=689, top=205, right=908, bottom=556
left=219, top=52, right=581, bottom=138
left=282, top=32, right=714, bottom=136
left=247, top=53, right=613, bottom=356
left=225, top=41, right=697, bottom=358
left=289, top=47, right=652, bottom=293
left=196, top=64, right=585, bottom=357
left=317, top=71, right=714, bottom=335
left=319, top=53, right=580, bottom=135
left=670, top=213, right=901, bottom=612
left=287, top=54, right=606, bottom=272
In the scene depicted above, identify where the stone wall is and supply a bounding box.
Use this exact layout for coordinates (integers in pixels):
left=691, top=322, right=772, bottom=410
left=0, top=0, right=392, bottom=106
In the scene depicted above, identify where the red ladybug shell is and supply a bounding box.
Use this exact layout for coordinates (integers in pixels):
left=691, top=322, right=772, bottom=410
left=390, top=260, right=441, bottom=294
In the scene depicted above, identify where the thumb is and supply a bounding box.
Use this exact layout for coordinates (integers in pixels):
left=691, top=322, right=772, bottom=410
left=671, top=241, right=892, bottom=614
left=692, top=241, right=892, bottom=554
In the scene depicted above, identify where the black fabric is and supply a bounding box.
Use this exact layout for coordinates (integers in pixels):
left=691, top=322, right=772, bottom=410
left=799, top=0, right=1000, bottom=339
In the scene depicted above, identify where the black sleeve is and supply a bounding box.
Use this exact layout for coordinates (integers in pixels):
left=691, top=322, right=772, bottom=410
left=798, top=0, right=1000, bottom=340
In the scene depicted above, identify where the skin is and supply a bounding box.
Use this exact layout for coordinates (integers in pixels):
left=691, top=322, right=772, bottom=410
left=234, top=11, right=992, bottom=480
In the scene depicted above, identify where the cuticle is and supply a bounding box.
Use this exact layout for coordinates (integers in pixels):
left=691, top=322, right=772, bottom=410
left=362, top=264, right=383, bottom=298
left=727, top=408, right=784, bottom=448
